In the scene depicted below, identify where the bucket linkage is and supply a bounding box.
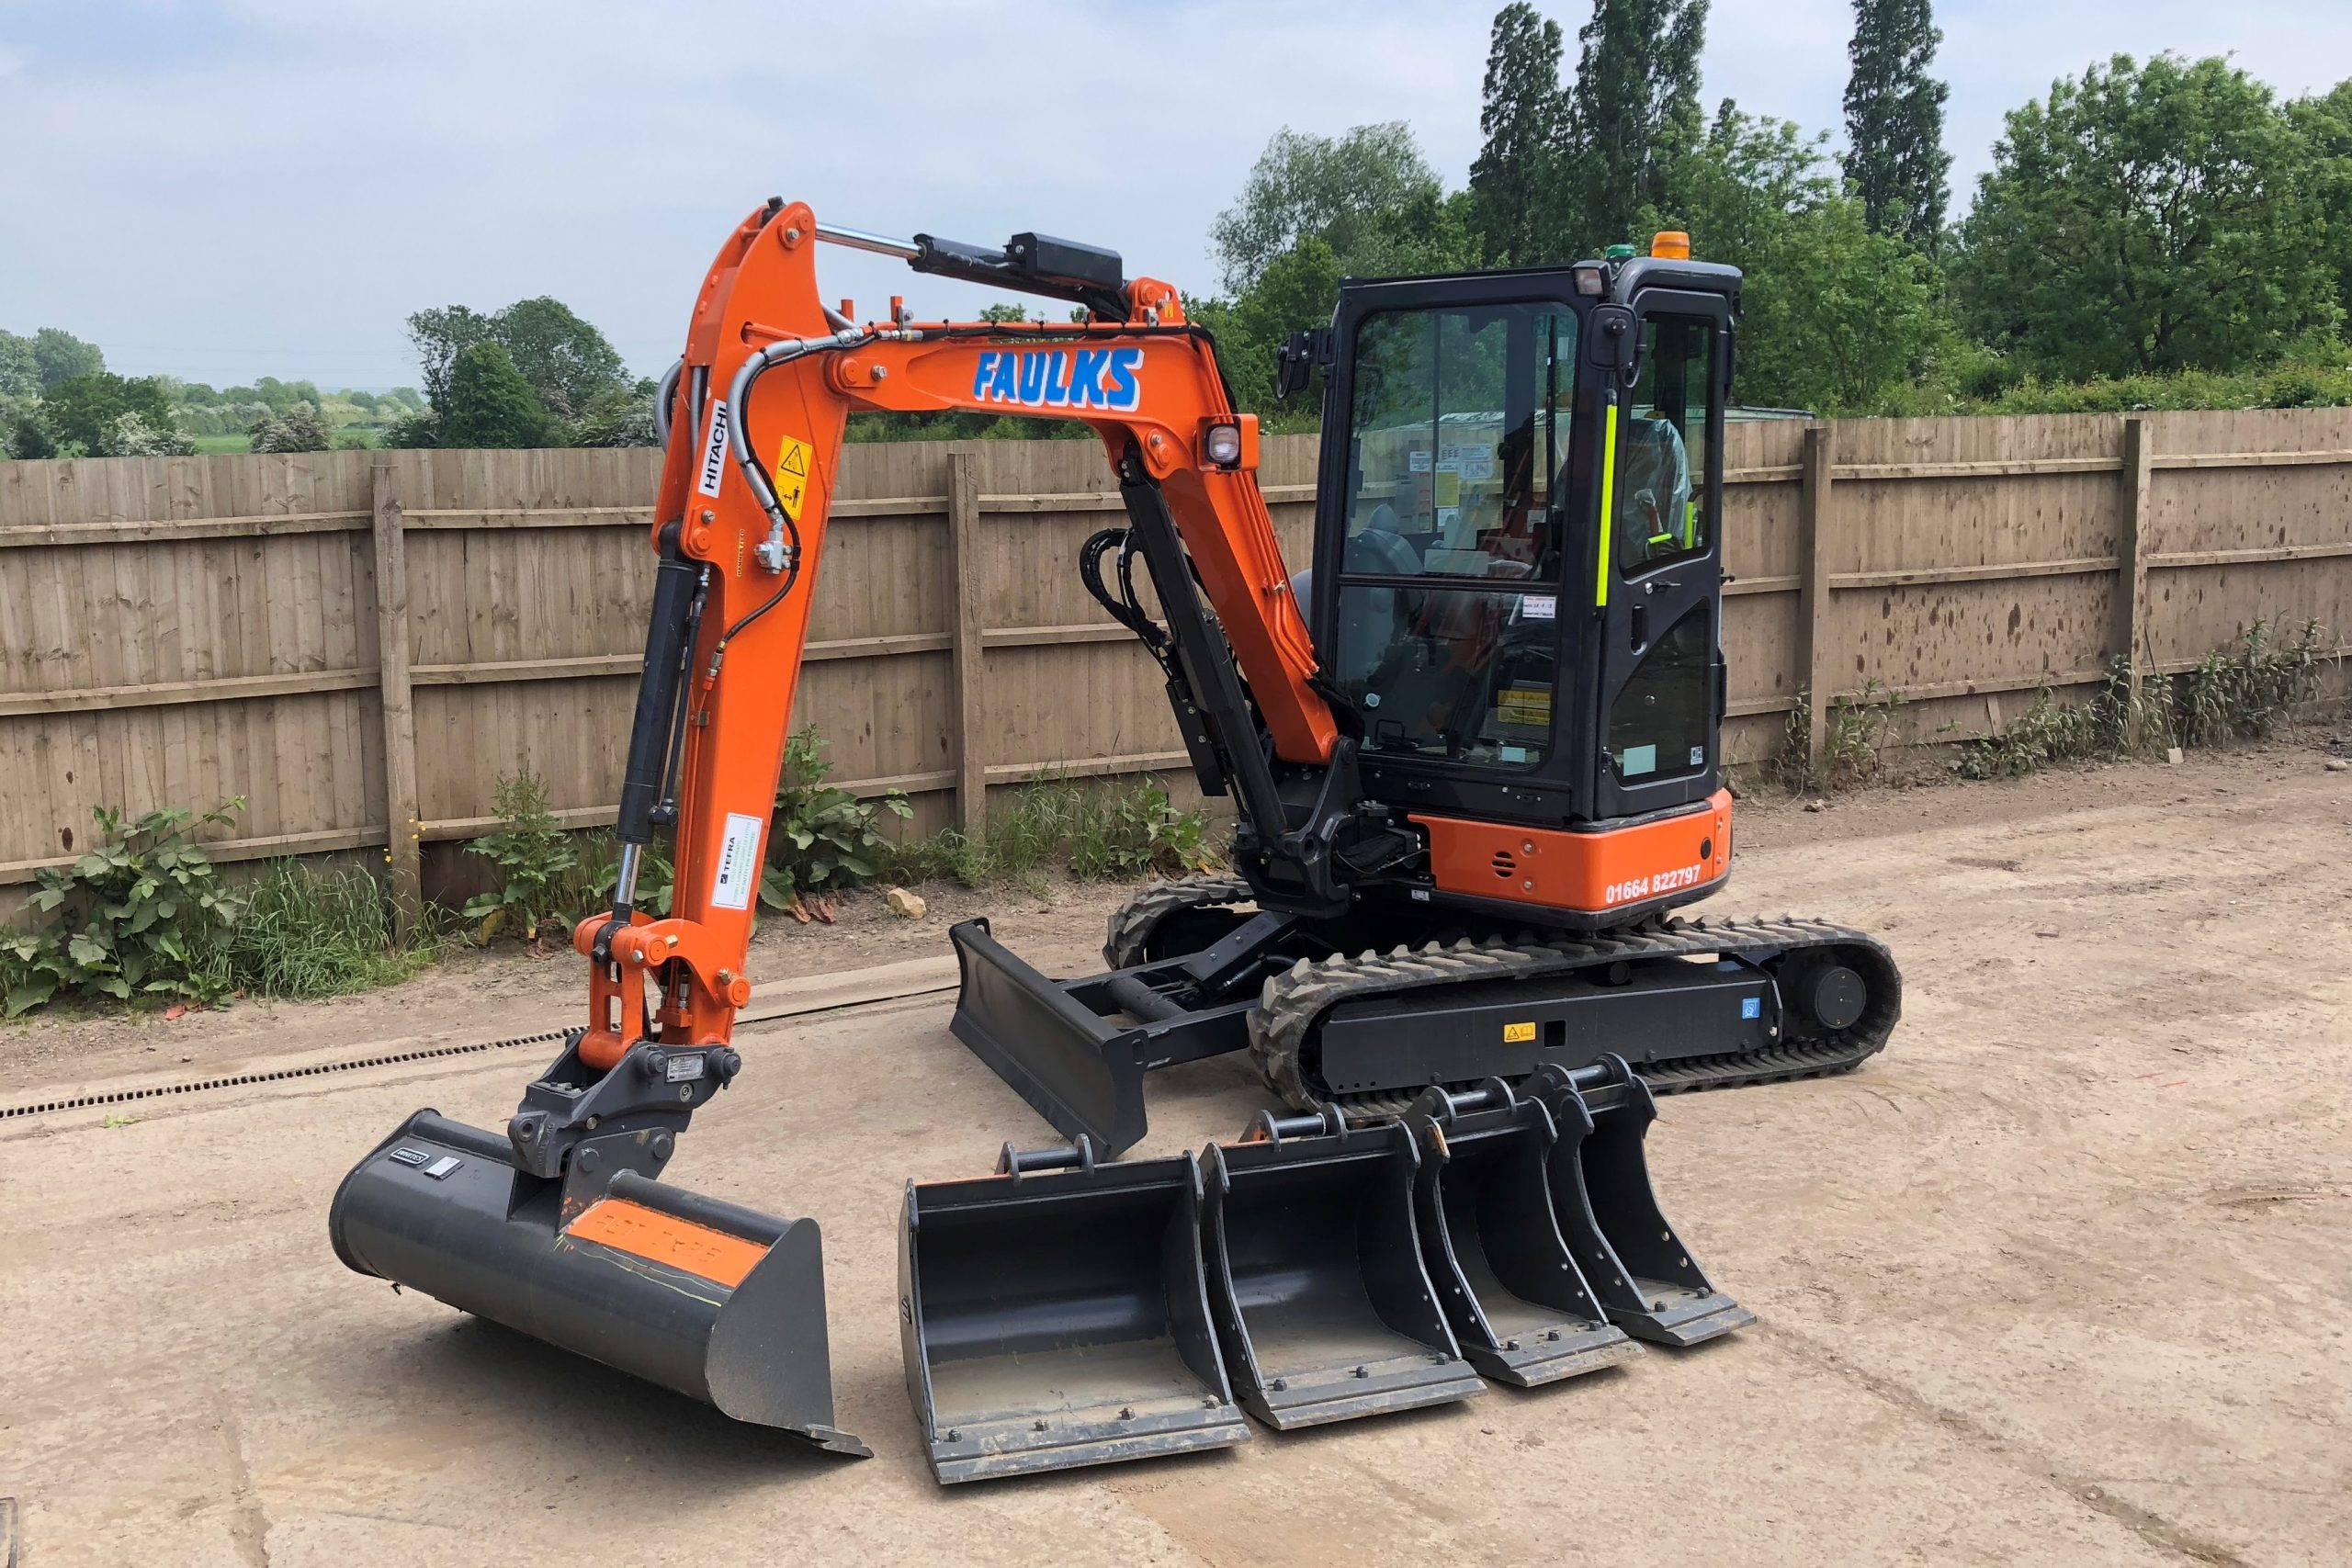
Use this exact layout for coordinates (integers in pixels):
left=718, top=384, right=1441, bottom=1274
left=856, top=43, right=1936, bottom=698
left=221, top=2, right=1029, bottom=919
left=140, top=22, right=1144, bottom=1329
left=1527, top=1056, right=1756, bottom=1347
left=1406, top=1079, right=1644, bottom=1387
left=330, top=1034, right=868, bottom=1455
left=899, top=1135, right=1250, bottom=1484
left=1201, top=1109, right=1485, bottom=1429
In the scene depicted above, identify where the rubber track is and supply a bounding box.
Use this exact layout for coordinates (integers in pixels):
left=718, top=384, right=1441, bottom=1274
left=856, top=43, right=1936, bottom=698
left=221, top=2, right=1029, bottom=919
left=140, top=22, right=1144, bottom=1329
left=1250, top=917, right=1902, bottom=1113
left=1103, top=874, right=1255, bottom=969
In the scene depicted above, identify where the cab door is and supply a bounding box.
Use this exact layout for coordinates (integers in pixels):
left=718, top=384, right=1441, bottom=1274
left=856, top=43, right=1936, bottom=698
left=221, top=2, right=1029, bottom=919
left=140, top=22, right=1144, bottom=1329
left=1589, top=293, right=1731, bottom=819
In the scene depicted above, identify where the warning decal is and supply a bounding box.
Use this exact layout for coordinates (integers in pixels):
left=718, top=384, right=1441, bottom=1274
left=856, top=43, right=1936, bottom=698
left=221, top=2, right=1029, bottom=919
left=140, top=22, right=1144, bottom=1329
left=774, top=434, right=812, bottom=522
left=1502, top=1021, right=1537, bottom=1043
left=708, top=810, right=764, bottom=911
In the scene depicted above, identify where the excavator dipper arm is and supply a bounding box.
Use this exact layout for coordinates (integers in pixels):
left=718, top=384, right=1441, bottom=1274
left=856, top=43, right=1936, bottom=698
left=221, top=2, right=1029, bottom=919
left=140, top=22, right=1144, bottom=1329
left=571, top=200, right=1339, bottom=1075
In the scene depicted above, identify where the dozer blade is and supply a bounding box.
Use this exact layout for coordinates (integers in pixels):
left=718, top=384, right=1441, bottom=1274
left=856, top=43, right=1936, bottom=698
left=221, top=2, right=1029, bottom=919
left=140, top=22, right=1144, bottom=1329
left=1201, top=1110, right=1485, bottom=1429
left=1528, top=1059, right=1757, bottom=1347
left=1407, top=1081, right=1643, bottom=1388
left=331, top=1109, right=869, bottom=1454
left=900, top=1136, right=1250, bottom=1484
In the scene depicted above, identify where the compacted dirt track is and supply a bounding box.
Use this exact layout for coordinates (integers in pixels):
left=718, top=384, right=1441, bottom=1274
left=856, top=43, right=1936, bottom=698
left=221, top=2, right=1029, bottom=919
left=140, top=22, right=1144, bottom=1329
left=2, top=747, right=2346, bottom=1567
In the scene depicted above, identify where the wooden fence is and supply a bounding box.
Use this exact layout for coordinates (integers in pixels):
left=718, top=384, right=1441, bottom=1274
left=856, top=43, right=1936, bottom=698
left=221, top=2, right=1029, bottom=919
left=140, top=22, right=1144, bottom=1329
left=1, top=410, right=2346, bottom=899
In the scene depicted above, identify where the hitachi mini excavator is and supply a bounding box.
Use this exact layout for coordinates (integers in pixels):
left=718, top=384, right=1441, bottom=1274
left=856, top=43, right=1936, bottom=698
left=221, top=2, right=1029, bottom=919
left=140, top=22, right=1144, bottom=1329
left=331, top=199, right=1898, bottom=1469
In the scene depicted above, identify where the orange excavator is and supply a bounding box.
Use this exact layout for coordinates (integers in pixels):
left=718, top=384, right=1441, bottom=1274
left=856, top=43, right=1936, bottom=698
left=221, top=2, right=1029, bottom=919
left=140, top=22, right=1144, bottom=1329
left=331, top=200, right=1898, bottom=1467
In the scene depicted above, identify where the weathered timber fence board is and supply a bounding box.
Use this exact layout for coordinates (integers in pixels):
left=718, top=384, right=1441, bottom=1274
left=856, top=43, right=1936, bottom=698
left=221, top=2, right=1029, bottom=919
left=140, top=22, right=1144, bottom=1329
left=1, top=412, right=2346, bottom=886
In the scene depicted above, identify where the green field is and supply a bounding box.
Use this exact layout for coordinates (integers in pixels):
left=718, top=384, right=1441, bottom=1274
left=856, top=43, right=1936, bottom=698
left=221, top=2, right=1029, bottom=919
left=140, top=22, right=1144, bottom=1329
left=191, top=434, right=251, bottom=455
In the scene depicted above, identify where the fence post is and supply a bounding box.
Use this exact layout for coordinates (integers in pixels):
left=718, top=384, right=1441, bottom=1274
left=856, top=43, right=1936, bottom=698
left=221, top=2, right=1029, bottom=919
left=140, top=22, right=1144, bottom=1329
left=371, top=465, right=422, bottom=930
left=1797, top=423, right=1838, bottom=782
left=2116, top=416, right=2154, bottom=742
left=946, top=447, right=989, bottom=832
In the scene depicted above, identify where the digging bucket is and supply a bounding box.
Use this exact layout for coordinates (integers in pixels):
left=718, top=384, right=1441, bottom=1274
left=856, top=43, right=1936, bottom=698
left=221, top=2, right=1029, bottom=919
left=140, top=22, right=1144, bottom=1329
left=331, top=1108, right=868, bottom=1455
left=899, top=1136, right=1249, bottom=1484
left=1406, top=1080, right=1643, bottom=1387
left=1527, top=1058, right=1757, bottom=1347
left=1200, top=1109, right=1484, bottom=1429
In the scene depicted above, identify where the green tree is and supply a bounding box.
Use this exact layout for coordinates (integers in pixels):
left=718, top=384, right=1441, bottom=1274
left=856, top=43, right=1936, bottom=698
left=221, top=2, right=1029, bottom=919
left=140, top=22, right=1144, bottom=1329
left=1843, top=0, right=1951, bottom=251
left=405, top=305, right=499, bottom=410
left=491, top=297, right=627, bottom=419
left=31, top=328, right=105, bottom=389
left=1190, top=236, right=1347, bottom=419
left=1471, top=4, right=1570, bottom=265
left=1209, top=122, right=1447, bottom=291
left=2289, top=80, right=2352, bottom=328
left=0, top=331, right=40, bottom=398
left=1953, top=55, right=2339, bottom=379
left=1663, top=105, right=1951, bottom=412
left=1564, top=0, right=1710, bottom=249
left=248, top=401, right=334, bottom=454
left=37, top=372, right=180, bottom=454
left=436, top=343, right=554, bottom=448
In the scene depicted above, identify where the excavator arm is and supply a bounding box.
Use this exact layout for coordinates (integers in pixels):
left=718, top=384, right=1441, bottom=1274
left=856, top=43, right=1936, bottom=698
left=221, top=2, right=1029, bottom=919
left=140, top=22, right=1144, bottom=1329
left=572, top=199, right=1346, bottom=1074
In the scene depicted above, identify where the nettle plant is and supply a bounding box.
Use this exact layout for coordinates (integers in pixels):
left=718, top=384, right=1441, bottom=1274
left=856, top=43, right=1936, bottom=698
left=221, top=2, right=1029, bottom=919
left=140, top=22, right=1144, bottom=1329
left=2, top=800, right=246, bottom=1016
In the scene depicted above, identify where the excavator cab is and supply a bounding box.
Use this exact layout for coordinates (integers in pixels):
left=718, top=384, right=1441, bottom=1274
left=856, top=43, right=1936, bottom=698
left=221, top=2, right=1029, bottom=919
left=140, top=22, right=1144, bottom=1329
left=1301, top=259, right=1734, bottom=865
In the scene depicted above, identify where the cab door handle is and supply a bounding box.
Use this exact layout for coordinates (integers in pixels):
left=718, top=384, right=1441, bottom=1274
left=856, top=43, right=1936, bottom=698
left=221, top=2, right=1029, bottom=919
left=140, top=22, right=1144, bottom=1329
left=1630, top=604, right=1649, bottom=650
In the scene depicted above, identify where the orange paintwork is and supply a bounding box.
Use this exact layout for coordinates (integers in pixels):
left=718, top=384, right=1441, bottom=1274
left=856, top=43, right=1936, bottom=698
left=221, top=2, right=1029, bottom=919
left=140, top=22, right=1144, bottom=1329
left=563, top=1196, right=768, bottom=1289
left=1414, top=789, right=1733, bottom=915
left=584, top=200, right=1335, bottom=1064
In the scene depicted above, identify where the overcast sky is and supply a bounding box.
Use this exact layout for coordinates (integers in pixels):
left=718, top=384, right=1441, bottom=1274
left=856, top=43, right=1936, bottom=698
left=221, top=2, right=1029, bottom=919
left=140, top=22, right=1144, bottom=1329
left=3, top=0, right=2346, bottom=389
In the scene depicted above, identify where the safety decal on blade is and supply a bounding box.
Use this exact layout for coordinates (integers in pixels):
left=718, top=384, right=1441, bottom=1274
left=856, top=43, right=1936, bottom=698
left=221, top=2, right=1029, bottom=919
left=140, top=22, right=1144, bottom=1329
left=774, top=433, right=812, bottom=522
left=708, top=810, right=764, bottom=911
left=695, top=399, right=732, bottom=497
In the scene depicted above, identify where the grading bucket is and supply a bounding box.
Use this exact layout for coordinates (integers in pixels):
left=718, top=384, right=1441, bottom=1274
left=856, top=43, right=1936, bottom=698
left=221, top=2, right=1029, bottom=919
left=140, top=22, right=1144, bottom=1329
left=900, top=1137, right=1249, bottom=1484
left=1528, top=1058, right=1756, bottom=1347
left=1201, top=1110, right=1484, bottom=1428
left=331, top=1108, right=868, bottom=1454
left=1408, top=1081, right=1643, bottom=1387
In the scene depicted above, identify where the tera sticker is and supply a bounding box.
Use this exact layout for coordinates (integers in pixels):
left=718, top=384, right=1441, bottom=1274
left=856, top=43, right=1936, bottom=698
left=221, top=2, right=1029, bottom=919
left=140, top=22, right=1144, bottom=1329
left=695, top=400, right=731, bottom=497
left=970, top=346, right=1143, bottom=411
left=708, top=810, right=765, bottom=911
left=774, top=433, right=812, bottom=521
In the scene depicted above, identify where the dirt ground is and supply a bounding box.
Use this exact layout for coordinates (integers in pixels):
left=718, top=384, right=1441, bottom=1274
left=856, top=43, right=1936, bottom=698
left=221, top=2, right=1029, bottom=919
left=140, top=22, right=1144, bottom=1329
left=2, top=745, right=2347, bottom=1567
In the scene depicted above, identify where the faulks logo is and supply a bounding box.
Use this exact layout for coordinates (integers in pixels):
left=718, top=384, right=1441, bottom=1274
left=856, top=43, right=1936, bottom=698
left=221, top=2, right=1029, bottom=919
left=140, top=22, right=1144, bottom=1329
left=971, top=346, right=1144, bottom=412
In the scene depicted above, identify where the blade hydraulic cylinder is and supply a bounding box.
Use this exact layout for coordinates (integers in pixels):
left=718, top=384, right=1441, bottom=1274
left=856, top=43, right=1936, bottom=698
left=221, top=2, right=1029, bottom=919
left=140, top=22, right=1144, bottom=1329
left=1407, top=1080, right=1642, bottom=1387
left=900, top=1137, right=1248, bottom=1484
left=1201, top=1109, right=1483, bottom=1428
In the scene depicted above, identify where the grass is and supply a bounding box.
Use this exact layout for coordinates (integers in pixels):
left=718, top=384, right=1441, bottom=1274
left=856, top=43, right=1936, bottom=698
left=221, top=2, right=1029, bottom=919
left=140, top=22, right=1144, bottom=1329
left=883, top=775, right=1219, bottom=890
left=1776, top=680, right=1905, bottom=792
left=208, top=860, right=452, bottom=998
left=190, top=434, right=251, bottom=455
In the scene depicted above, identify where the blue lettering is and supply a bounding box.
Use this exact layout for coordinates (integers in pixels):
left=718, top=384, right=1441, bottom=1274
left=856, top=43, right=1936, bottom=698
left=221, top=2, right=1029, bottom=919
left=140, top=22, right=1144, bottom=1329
left=1066, top=348, right=1110, bottom=409
left=1042, top=350, right=1071, bottom=407
left=970, top=351, right=998, bottom=401
left=988, top=354, right=1018, bottom=402
left=1017, top=353, right=1050, bottom=404
left=1103, top=346, right=1142, bottom=412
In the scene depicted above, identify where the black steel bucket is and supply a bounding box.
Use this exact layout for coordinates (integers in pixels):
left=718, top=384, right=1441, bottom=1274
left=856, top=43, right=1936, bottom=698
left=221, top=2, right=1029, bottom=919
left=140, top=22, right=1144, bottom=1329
left=1201, top=1110, right=1484, bottom=1429
left=899, top=1137, right=1249, bottom=1484
left=1408, top=1081, right=1643, bottom=1387
left=1528, top=1059, right=1757, bottom=1347
left=331, top=1109, right=868, bottom=1453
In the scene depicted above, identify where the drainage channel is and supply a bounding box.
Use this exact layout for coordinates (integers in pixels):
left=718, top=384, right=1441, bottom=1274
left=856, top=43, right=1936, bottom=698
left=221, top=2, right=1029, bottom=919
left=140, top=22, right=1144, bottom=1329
left=0, top=1029, right=571, bottom=1122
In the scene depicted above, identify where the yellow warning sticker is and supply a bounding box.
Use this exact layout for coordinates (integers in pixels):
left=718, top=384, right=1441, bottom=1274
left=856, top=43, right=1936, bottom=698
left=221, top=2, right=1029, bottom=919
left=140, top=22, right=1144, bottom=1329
left=1502, top=1021, right=1536, bottom=1044
left=1497, top=684, right=1552, bottom=728
left=774, top=434, right=812, bottom=522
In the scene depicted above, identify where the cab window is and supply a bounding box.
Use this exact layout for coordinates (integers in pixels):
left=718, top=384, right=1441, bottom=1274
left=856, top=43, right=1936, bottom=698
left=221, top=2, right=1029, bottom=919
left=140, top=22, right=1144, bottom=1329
left=1611, top=317, right=1714, bottom=576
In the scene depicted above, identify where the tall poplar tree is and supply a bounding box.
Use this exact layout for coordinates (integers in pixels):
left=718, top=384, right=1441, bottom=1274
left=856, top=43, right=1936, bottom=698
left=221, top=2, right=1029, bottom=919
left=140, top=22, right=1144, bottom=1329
left=1563, top=0, right=1709, bottom=247
left=1842, top=0, right=1951, bottom=251
left=1470, top=4, right=1570, bottom=265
